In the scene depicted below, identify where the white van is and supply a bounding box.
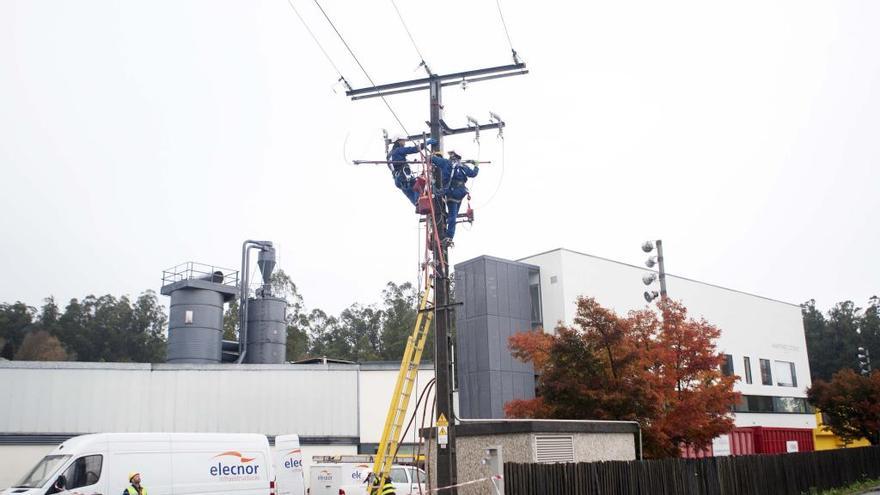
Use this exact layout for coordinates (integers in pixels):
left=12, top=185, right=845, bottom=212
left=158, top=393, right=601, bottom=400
left=1, top=432, right=305, bottom=495
left=308, top=463, right=371, bottom=495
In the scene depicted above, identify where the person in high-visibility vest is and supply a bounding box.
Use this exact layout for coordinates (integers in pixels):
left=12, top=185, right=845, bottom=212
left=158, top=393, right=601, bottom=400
left=123, top=472, right=147, bottom=495
left=368, top=473, right=396, bottom=495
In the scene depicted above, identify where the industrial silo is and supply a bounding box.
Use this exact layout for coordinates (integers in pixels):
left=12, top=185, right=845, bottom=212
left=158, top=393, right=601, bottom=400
left=245, top=296, right=287, bottom=364
left=242, top=242, right=288, bottom=364
left=161, top=264, right=239, bottom=363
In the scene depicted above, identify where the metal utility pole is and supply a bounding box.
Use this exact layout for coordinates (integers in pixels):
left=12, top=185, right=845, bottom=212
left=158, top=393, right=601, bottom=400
left=346, top=62, right=527, bottom=493
left=656, top=240, right=668, bottom=300
left=642, top=240, right=667, bottom=302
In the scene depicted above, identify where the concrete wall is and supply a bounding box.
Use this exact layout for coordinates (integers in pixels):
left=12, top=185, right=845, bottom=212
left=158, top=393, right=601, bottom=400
left=422, top=421, right=638, bottom=495
left=519, top=248, right=816, bottom=429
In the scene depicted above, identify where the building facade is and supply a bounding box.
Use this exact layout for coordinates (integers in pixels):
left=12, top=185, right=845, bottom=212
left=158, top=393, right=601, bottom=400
left=455, top=248, right=816, bottom=433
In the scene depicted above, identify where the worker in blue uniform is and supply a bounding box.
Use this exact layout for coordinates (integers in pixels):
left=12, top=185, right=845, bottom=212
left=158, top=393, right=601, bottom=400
left=437, top=149, right=478, bottom=247
left=387, top=135, right=437, bottom=206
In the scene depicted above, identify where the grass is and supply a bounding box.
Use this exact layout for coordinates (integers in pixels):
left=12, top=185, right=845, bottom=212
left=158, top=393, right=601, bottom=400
left=807, top=478, right=880, bottom=495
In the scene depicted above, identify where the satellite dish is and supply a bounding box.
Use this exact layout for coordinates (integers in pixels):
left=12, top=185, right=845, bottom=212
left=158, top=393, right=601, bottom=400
left=642, top=273, right=657, bottom=285
left=641, top=241, right=655, bottom=253
left=645, top=256, right=657, bottom=268
left=644, top=291, right=659, bottom=303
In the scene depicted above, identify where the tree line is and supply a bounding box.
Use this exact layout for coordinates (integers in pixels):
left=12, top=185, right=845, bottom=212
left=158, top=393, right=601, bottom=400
left=0, top=270, right=424, bottom=363
left=802, top=297, right=880, bottom=381
left=802, top=297, right=880, bottom=446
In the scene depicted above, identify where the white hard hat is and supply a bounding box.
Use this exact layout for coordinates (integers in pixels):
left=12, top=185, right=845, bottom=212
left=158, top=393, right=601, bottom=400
left=447, top=149, right=460, bottom=157
left=391, top=135, right=406, bottom=142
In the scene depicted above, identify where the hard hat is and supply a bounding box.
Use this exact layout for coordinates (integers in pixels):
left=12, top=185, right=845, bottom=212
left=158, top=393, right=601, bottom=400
left=447, top=149, right=460, bottom=157
left=391, top=135, right=406, bottom=142
left=128, top=472, right=140, bottom=482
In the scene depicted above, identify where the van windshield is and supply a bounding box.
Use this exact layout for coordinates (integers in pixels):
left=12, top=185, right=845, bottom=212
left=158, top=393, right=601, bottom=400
left=15, top=454, right=71, bottom=488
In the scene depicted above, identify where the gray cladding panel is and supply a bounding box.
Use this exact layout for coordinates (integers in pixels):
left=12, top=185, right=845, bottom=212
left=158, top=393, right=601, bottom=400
left=486, top=260, right=498, bottom=316
left=498, top=262, right=510, bottom=316
left=454, top=256, right=537, bottom=419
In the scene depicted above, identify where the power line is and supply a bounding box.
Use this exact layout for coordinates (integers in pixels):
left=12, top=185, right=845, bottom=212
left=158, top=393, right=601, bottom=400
left=389, top=0, right=430, bottom=72
left=312, top=0, right=411, bottom=136
left=284, top=0, right=351, bottom=88
left=494, top=0, right=519, bottom=62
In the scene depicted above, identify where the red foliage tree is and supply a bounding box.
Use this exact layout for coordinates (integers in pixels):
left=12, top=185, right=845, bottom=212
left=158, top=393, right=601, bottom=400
left=506, top=296, right=739, bottom=458
left=808, top=369, right=880, bottom=445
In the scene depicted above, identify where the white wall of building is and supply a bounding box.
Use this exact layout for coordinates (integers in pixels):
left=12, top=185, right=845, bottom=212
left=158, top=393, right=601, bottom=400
left=0, top=444, right=56, bottom=489
left=520, top=248, right=815, bottom=429
left=0, top=362, right=359, bottom=437
left=358, top=366, right=435, bottom=445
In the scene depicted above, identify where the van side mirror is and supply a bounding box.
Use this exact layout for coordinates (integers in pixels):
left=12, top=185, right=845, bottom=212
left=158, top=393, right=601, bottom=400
left=50, top=474, right=67, bottom=493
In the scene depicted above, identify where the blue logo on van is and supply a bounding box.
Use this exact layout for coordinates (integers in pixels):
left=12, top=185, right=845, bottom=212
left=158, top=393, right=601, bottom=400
left=283, top=449, right=303, bottom=470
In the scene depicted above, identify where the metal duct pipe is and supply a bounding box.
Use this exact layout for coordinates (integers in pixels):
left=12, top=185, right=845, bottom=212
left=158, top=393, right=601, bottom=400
left=236, top=240, right=274, bottom=364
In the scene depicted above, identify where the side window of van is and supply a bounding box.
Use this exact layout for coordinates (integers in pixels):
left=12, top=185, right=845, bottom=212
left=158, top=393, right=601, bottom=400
left=61, top=455, right=103, bottom=489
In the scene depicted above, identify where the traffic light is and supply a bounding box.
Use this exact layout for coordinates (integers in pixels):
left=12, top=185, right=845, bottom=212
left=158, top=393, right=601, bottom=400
left=858, top=347, right=872, bottom=375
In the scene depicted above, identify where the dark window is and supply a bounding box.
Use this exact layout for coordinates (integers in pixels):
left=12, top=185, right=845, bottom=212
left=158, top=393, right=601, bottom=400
left=60, top=455, right=102, bottom=490
left=732, top=395, right=810, bottom=414
left=760, top=359, right=772, bottom=385
left=743, top=356, right=753, bottom=384
left=774, top=360, right=797, bottom=387
left=721, top=354, right=734, bottom=376
left=529, top=269, right=542, bottom=328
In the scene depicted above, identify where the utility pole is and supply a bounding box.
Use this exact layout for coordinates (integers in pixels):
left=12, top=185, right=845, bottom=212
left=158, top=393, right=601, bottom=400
left=656, top=240, right=668, bottom=300
left=346, top=62, right=526, bottom=492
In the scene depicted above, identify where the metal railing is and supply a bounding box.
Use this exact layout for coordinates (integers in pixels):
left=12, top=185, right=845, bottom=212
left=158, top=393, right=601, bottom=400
left=161, top=261, right=239, bottom=288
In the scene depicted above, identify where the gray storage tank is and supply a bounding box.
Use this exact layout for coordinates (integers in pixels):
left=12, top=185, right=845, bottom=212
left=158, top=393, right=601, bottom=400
left=161, top=263, right=239, bottom=364
left=244, top=296, right=287, bottom=364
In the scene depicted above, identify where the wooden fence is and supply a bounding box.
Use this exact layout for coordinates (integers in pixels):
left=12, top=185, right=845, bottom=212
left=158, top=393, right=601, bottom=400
left=504, top=446, right=880, bottom=495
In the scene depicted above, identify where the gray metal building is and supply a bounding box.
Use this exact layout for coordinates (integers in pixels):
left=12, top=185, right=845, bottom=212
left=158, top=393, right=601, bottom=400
left=454, top=256, right=541, bottom=419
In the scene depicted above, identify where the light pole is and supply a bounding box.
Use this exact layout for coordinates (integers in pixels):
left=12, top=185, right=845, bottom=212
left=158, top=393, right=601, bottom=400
left=641, top=240, right=667, bottom=303
left=858, top=347, right=872, bottom=375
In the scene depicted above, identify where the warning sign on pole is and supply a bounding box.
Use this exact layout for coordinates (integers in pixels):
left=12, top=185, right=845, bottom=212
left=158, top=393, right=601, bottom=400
left=437, top=414, right=449, bottom=448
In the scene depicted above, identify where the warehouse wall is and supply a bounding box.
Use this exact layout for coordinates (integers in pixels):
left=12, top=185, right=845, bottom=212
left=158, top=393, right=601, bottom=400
left=0, top=362, right=359, bottom=437
left=0, top=444, right=56, bottom=489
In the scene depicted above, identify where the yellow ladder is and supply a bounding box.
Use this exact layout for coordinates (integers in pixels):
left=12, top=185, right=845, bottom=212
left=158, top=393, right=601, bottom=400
left=371, top=262, right=435, bottom=491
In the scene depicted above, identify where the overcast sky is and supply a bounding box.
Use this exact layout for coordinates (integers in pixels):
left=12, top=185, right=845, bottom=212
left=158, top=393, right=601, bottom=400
left=1, top=1, right=878, bottom=318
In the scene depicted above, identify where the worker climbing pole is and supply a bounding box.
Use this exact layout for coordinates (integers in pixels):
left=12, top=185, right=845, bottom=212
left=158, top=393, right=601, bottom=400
left=283, top=1, right=527, bottom=492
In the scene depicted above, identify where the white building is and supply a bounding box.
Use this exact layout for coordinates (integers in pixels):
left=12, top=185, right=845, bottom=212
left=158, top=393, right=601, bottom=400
left=518, top=248, right=814, bottom=431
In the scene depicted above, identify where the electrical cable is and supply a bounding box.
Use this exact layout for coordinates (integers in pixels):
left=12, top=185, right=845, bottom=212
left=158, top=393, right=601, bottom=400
left=471, top=136, right=505, bottom=209
left=284, top=0, right=350, bottom=86
left=494, top=0, right=519, bottom=61
left=389, top=0, right=429, bottom=69
left=312, top=0, right=412, bottom=137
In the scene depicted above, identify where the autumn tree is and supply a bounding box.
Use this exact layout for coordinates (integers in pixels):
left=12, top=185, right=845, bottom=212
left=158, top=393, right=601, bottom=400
left=14, top=330, right=68, bottom=361
left=808, top=369, right=880, bottom=445
left=506, top=296, right=738, bottom=458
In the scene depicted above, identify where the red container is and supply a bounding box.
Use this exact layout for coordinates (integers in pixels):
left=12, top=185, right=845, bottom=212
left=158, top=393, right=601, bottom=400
left=680, top=428, right=760, bottom=458
left=728, top=428, right=756, bottom=455
left=741, top=427, right=815, bottom=454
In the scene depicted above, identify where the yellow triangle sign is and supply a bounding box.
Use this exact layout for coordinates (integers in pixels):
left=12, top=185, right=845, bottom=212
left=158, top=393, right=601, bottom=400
left=436, top=413, right=448, bottom=427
